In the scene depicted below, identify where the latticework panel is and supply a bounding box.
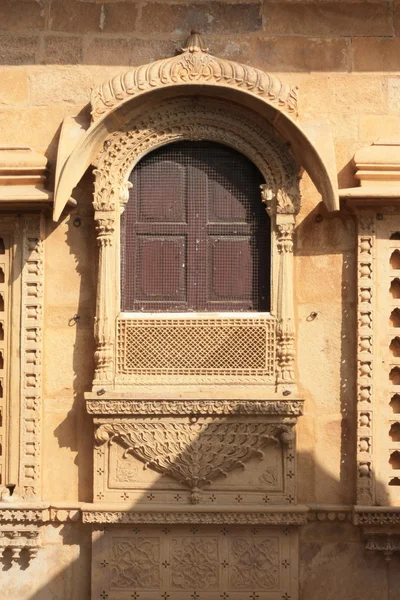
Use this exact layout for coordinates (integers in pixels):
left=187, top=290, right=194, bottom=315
left=116, top=317, right=275, bottom=384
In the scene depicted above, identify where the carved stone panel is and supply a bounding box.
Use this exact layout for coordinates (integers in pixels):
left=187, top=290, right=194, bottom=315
left=94, top=417, right=296, bottom=506
left=92, top=524, right=298, bottom=600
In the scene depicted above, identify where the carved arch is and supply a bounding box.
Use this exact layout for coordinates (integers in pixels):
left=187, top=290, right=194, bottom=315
left=53, top=31, right=339, bottom=221
left=91, top=95, right=299, bottom=390
left=93, top=97, right=300, bottom=216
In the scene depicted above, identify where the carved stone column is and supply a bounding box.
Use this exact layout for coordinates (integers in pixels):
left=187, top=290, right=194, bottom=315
left=261, top=185, right=299, bottom=392
left=276, top=215, right=296, bottom=391
left=93, top=213, right=115, bottom=386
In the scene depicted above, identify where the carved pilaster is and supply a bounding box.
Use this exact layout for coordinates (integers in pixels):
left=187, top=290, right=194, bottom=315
left=355, top=210, right=375, bottom=505
left=276, top=216, right=296, bottom=391
left=93, top=213, right=115, bottom=386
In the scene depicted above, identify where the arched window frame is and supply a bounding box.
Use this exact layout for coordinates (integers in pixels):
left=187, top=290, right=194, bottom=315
left=92, top=96, right=301, bottom=393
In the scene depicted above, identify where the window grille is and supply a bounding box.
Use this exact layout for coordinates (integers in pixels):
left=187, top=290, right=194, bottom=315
left=121, top=142, right=270, bottom=312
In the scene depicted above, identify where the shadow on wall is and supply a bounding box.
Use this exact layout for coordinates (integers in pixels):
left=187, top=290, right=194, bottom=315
left=1, top=444, right=399, bottom=600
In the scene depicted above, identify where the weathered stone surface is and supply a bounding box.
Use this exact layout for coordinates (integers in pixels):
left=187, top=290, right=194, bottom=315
left=263, top=3, right=392, bottom=37
left=247, top=36, right=349, bottom=71
left=388, top=78, right=400, bottom=115
left=101, top=2, right=139, bottom=33
left=0, top=70, right=29, bottom=105
left=0, top=0, right=44, bottom=32
left=0, top=34, right=38, bottom=64
left=49, top=0, right=101, bottom=33
left=353, top=37, right=400, bottom=71
left=42, top=35, right=83, bottom=64
left=138, top=2, right=263, bottom=35
left=0, top=106, right=65, bottom=147
left=30, top=68, right=93, bottom=105
left=83, top=36, right=134, bottom=65
left=359, top=115, right=400, bottom=141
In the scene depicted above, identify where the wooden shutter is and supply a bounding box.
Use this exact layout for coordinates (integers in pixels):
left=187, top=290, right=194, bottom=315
left=121, top=142, right=270, bottom=312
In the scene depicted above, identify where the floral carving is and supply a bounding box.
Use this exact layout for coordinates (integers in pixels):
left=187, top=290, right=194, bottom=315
left=95, top=421, right=293, bottom=503
left=91, top=32, right=298, bottom=121
left=116, top=459, right=138, bottom=483
left=171, top=538, right=218, bottom=589
left=82, top=511, right=308, bottom=525
left=87, top=399, right=304, bottom=416
left=109, top=538, right=160, bottom=588
left=230, top=537, right=279, bottom=590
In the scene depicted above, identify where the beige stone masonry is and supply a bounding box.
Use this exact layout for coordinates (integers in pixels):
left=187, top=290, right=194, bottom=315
left=0, top=147, right=52, bottom=205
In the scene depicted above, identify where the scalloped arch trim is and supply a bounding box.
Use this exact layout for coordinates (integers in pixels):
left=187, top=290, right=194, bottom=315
left=91, top=36, right=298, bottom=121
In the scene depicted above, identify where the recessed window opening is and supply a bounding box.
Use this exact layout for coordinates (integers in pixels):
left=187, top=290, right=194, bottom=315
left=121, top=141, right=270, bottom=313
left=390, top=394, right=400, bottom=413
left=390, top=278, right=400, bottom=299
left=390, top=250, right=400, bottom=270
left=390, top=308, right=400, bottom=327
left=389, top=422, right=400, bottom=442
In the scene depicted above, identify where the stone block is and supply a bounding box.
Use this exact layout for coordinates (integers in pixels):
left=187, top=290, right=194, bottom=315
left=263, top=2, right=392, bottom=37
left=0, top=70, right=29, bottom=105
left=83, top=37, right=133, bottom=66
left=247, top=36, right=349, bottom=72
left=0, top=106, right=65, bottom=147
left=359, top=115, right=400, bottom=141
left=42, top=35, right=83, bottom=64
left=0, top=0, right=44, bottom=32
left=299, top=74, right=387, bottom=117
left=0, top=34, right=38, bottom=65
left=138, top=2, right=262, bottom=35
left=300, top=540, right=388, bottom=600
left=353, top=37, right=400, bottom=71
left=49, top=0, right=101, bottom=33
left=388, top=77, right=400, bottom=115
left=30, top=68, right=93, bottom=105
left=102, top=2, right=139, bottom=33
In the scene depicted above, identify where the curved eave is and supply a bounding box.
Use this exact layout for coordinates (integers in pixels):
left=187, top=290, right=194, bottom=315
left=53, top=84, right=339, bottom=221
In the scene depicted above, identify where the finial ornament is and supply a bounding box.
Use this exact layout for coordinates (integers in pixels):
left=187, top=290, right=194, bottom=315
left=180, top=30, right=209, bottom=54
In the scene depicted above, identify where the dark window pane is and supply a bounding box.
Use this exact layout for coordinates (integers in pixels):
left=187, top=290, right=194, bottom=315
left=121, top=142, right=270, bottom=312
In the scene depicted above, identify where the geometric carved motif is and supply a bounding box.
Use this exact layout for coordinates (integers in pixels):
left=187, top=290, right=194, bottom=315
left=230, top=537, right=279, bottom=590
left=92, top=525, right=298, bottom=600
left=20, top=215, right=44, bottom=499
left=356, top=210, right=376, bottom=505
left=116, top=317, right=275, bottom=385
left=109, top=538, right=160, bottom=588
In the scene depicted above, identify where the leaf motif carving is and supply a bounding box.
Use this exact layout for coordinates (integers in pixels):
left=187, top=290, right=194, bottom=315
left=96, top=421, right=292, bottom=502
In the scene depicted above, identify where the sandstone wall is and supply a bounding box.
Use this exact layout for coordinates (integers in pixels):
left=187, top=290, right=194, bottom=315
left=1, top=1, right=399, bottom=598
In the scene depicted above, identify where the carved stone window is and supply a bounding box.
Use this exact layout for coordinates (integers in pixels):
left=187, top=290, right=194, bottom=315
left=121, top=141, right=270, bottom=313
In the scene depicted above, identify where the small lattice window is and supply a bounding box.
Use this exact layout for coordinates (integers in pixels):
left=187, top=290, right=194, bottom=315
left=121, top=142, right=270, bottom=312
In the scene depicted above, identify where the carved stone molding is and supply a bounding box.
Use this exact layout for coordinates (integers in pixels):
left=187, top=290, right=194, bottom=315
left=0, top=526, right=41, bottom=562
left=91, top=31, right=298, bottom=122
left=20, top=216, right=45, bottom=500
left=86, top=398, right=304, bottom=416
left=83, top=509, right=308, bottom=525
left=365, top=532, right=400, bottom=560
left=94, top=97, right=300, bottom=218
left=353, top=509, right=400, bottom=526
left=355, top=210, right=376, bottom=506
